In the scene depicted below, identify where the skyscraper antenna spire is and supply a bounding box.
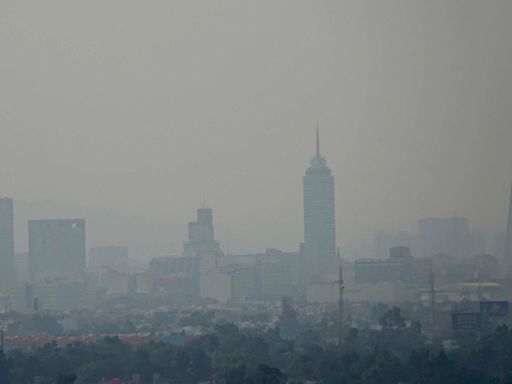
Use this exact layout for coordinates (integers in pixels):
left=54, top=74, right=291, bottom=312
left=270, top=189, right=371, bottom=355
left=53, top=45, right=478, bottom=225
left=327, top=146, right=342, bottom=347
left=316, top=122, right=320, bottom=158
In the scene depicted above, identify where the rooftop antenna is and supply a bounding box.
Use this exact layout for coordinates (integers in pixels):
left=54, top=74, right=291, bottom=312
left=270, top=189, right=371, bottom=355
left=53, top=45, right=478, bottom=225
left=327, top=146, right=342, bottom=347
left=200, top=194, right=207, bottom=209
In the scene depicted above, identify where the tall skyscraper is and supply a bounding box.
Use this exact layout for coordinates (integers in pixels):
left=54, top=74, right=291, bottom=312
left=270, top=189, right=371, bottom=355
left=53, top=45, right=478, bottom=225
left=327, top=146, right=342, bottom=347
left=303, top=131, right=336, bottom=271
left=184, top=207, right=221, bottom=257
left=0, top=198, right=15, bottom=291
left=28, top=219, right=86, bottom=281
left=505, top=183, right=512, bottom=270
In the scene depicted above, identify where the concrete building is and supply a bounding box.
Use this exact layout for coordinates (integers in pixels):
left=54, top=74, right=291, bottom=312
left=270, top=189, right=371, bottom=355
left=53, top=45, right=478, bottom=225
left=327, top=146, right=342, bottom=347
left=230, top=266, right=256, bottom=303
left=149, top=256, right=200, bottom=300
left=31, top=279, right=88, bottom=311
left=200, top=266, right=231, bottom=302
left=184, top=207, right=221, bottom=257
left=8, top=279, right=89, bottom=312
left=0, top=198, right=15, bottom=292
left=28, top=219, right=86, bottom=281
left=14, top=252, right=29, bottom=283
left=373, top=230, right=418, bottom=259
left=355, top=258, right=411, bottom=285
left=226, top=249, right=301, bottom=303
left=95, top=270, right=133, bottom=296
left=418, top=216, right=471, bottom=259
left=257, top=250, right=300, bottom=300
left=88, top=246, right=129, bottom=273
left=302, top=131, right=336, bottom=274
left=8, top=283, right=33, bottom=312
left=307, top=281, right=415, bottom=304
left=389, top=246, right=413, bottom=261
left=355, top=247, right=432, bottom=287
left=133, top=273, right=154, bottom=294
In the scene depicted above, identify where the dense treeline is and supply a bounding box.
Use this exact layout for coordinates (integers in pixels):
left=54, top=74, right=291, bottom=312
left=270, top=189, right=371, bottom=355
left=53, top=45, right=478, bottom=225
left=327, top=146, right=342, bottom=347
left=2, top=322, right=512, bottom=383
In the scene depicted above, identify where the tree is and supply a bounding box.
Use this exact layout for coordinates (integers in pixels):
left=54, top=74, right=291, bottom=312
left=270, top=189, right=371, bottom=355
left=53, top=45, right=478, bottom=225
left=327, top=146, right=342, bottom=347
left=56, top=374, right=77, bottom=383
left=379, top=307, right=406, bottom=329
left=248, top=364, right=287, bottom=384
left=0, top=350, right=9, bottom=383
left=278, top=297, right=299, bottom=339
left=225, top=364, right=247, bottom=384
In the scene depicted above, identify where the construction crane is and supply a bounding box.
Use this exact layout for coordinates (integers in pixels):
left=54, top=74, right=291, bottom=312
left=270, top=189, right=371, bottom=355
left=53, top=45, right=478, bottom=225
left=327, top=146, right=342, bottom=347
left=419, top=272, right=450, bottom=335
left=315, top=259, right=359, bottom=344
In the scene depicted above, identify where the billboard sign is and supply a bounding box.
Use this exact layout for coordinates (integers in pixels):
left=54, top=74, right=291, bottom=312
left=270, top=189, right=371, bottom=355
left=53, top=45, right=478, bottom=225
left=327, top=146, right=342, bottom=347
left=452, top=312, right=481, bottom=330
left=480, top=301, right=509, bottom=317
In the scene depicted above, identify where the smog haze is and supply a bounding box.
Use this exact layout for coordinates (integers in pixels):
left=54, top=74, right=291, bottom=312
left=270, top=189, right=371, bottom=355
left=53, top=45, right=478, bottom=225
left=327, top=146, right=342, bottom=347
left=1, top=0, right=511, bottom=257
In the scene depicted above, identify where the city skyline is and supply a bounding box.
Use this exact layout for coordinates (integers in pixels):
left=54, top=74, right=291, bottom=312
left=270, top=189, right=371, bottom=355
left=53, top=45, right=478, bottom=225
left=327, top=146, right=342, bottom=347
left=3, top=153, right=510, bottom=261
left=1, top=3, right=512, bottom=382
left=2, top=1, right=512, bottom=256
left=4, top=177, right=511, bottom=262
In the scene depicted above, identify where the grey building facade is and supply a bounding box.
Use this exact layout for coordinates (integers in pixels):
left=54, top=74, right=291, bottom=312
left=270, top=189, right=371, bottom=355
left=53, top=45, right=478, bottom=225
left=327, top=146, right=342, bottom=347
left=0, top=198, right=15, bottom=291
left=184, top=207, right=221, bottom=257
left=28, top=219, right=86, bottom=281
left=418, top=216, right=470, bottom=259
left=303, top=131, right=336, bottom=272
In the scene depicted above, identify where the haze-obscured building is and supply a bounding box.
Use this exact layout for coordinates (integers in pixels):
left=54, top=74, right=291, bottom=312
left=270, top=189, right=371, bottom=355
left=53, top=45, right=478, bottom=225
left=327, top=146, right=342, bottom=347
left=418, top=216, right=470, bottom=259
left=373, top=230, right=418, bottom=259
left=14, top=252, right=29, bottom=283
left=28, top=219, right=86, bottom=281
left=0, top=198, right=15, bottom=292
left=355, top=246, right=432, bottom=287
left=200, top=266, right=231, bottom=302
left=302, top=131, right=336, bottom=274
left=9, top=278, right=90, bottom=312
left=88, top=246, right=129, bottom=273
left=149, top=256, right=200, bottom=300
left=31, top=279, right=88, bottom=311
left=183, top=207, right=221, bottom=257
left=227, top=249, right=300, bottom=303
left=95, top=270, right=133, bottom=296
left=257, top=249, right=300, bottom=300
left=230, top=266, right=257, bottom=303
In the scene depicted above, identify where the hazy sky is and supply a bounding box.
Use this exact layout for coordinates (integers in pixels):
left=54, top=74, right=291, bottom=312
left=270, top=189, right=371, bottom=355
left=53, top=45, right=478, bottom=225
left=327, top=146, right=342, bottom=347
left=1, top=1, right=511, bottom=255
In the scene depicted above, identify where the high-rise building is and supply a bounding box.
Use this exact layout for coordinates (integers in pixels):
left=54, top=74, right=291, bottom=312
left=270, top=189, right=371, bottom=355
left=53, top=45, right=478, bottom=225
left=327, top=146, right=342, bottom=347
left=184, top=207, right=221, bottom=257
left=505, top=183, right=512, bottom=270
left=303, top=131, right=336, bottom=272
left=28, top=219, right=86, bottom=281
left=418, top=216, right=470, bottom=259
left=14, top=252, right=29, bottom=283
left=0, top=198, right=15, bottom=291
